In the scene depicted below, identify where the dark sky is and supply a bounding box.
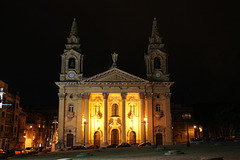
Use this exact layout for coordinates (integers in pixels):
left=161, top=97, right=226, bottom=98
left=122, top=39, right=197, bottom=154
left=2, top=1, right=240, bottom=109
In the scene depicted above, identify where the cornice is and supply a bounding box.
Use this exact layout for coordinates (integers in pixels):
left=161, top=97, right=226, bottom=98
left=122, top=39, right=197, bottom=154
left=55, top=81, right=174, bottom=90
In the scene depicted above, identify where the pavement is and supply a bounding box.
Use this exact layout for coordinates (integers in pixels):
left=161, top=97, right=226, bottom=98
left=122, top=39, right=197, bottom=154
left=9, top=141, right=240, bottom=160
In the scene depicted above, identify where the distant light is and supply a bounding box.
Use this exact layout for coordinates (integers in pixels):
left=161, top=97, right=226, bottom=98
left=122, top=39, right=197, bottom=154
left=144, top=118, right=147, bottom=122
left=23, top=136, right=26, bottom=138
left=194, top=125, right=197, bottom=129
left=30, top=126, right=32, bottom=128
left=83, top=119, right=86, bottom=122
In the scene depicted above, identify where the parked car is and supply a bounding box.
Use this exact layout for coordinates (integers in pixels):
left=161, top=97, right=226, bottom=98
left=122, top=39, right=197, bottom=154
left=24, top=147, right=38, bottom=155
left=116, top=143, right=130, bottom=148
left=73, top=145, right=87, bottom=150
left=106, top=144, right=118, bottom=148
left=138, top=142, right=152, bottom=147
left=14, top=149, right=24, bottom=155
left=4, top=149, right=15, bottom=157
left=190, top=138, right=204, bottom=144
left=0, top=149, right=7, bottom=159
left=211, top=138, right=226, bottom=143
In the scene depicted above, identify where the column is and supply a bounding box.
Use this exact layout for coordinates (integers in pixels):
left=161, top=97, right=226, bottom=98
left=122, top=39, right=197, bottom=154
left=121, top=93, right=127, bottom=144
left=164, top=92, right=173, bottom=145
left=140, top=93, right=146, bottom=143
left=58, top=92, right=66, bottom=148
left=146, top=93, right=153, bottom=144
left=84, top=93, right=90, bottom=147
left=102, top=92, right=109, bottom=147
left=76, top=93, right=83, bottom=144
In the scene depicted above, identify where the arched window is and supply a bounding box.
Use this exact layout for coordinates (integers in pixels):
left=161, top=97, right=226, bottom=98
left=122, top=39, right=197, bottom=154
left=112, top=103, right=119, bottom=116
left=69, top=104, right=74, bottom=112
left=156, top=104, right=161, bottom=112
left=69, top=58, right=75, bottom=69
left=154, top=57, right=161, bottom=69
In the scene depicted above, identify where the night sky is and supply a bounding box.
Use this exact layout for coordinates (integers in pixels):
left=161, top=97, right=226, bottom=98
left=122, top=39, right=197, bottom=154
left=2, top=1, right=240, bottom=109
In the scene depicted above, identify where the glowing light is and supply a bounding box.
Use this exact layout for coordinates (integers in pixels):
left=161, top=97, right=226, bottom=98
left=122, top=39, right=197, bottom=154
left=144, top=118, right=147, bottom=122
left=199, top=127, right=203, bottom=132
left=194, top=125, right=197, bottom=129
left=30, top=126, right=32, bottom=128
left=83, top=119, right=86, bottom=122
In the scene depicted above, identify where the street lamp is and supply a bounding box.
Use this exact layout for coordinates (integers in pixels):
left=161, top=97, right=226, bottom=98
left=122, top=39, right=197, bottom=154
left=144, top=118, right=147, bottom=143
left=83, top=119, right=86, bottom=146
left=182, top=112, right=191, bottom=147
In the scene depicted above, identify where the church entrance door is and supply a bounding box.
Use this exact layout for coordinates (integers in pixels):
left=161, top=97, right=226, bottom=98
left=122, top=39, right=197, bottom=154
left=129, top=131, right=136, bottom=144
left=67, top=134, right=73, bottom=147
left=156, top=133, right=163, bottom=145
left=111, top=129, right=119, bottom=145
left=94, top=131, right=100, bottom=148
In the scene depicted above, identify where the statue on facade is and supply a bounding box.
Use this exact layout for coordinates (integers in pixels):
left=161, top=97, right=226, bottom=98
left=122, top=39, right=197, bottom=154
left=111, top=52, right=118, bottom=68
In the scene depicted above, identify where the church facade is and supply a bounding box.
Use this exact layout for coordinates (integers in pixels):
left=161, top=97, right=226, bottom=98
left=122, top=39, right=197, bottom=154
left=56, top=18, right=174, bottom=148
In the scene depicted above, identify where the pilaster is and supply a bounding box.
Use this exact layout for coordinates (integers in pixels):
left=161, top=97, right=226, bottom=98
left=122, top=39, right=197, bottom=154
left=84, top=93, right=90, bottom=147
left=76, top=93, right=83, bottom=144
left=58, top=92, right=66, bottom=145
left=164, top=92, right=173, bottom=145
left=121, top=92, right=127, bottom=144
left=146, top=93, right=153, bottom=144
left=140, top=92, right=146, bottom=143
left=102, top=92, right=109, bottom=147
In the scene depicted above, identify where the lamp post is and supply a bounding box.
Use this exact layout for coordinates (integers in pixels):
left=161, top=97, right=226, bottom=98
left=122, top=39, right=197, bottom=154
left=83, top=119, right=86, bottom=146
left=182, top=112, right=191, bottom=147
left=144, top=118, right=147, bottom=143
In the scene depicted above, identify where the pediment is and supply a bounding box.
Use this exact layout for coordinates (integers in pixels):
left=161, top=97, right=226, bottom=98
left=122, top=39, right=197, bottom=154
left=62, top=49, right=82, bottom=58
left=83, top=68, right=148, bottom=83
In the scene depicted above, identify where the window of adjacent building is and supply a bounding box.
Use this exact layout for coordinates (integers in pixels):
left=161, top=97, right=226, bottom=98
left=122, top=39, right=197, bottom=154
left=69, top=104, right=74, bottom=112
left=15, top=115, right=18, bottom=121
left=0, top=125, right=3, bottom=132
left=69, top=58, right=75, bottom=69
left=156, top=104, right=161, bottom=112
left=154, top=57, right=161, bottom=69
left=1, top=112, right=4, bottom=118
left=14, top=127, right=16, bottom=133
left=112, top=103, right=119, bottom=116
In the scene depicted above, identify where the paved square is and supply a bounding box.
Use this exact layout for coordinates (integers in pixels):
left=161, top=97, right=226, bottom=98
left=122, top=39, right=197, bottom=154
left=10, top=142, right=240, bottom=160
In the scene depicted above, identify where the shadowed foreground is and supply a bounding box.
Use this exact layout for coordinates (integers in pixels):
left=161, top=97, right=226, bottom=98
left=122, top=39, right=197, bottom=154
left=9, top=142, right=240, bottom=160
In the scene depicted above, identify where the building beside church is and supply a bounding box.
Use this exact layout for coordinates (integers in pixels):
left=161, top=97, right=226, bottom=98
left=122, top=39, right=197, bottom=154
left=56, top=18, right=174, bottom=148
left=0, top=80, right=24, bottom=150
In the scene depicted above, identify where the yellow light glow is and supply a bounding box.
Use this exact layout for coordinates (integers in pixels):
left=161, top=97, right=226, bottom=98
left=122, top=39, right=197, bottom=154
left=199, top=127, right=203, bottom=132
left=83, top=119, right=86, bottom=122
left=144, top=118, right=147, bottom=122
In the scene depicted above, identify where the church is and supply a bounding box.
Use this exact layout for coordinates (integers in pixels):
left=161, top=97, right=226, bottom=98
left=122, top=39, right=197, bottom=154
left=55, top=18, right=174, bottom=148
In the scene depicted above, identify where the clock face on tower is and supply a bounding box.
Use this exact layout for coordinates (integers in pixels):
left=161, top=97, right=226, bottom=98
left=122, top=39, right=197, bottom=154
left=156, top=73, right=160, bottom=78
left=68, top=73, right=75, bottom=78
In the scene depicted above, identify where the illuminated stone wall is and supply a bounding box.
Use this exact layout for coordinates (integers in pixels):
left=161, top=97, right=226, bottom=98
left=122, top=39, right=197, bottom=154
left=56, top=79, right=174, bottom=147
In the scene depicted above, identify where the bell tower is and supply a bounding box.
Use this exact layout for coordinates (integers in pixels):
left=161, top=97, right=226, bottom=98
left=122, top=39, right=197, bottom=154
left=144, top=18, right=169, bottom=81
left=60, top=18, right=84, bottom=81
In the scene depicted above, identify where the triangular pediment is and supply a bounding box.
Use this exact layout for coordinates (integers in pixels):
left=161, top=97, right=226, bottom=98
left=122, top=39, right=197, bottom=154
left=82, top=68, right=148, bottom=83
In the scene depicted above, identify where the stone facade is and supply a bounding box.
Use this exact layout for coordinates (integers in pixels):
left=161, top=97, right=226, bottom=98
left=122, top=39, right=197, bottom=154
left=0, top=80, right=24, bottom=150
left=56, top=18, right=174, bottom=148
